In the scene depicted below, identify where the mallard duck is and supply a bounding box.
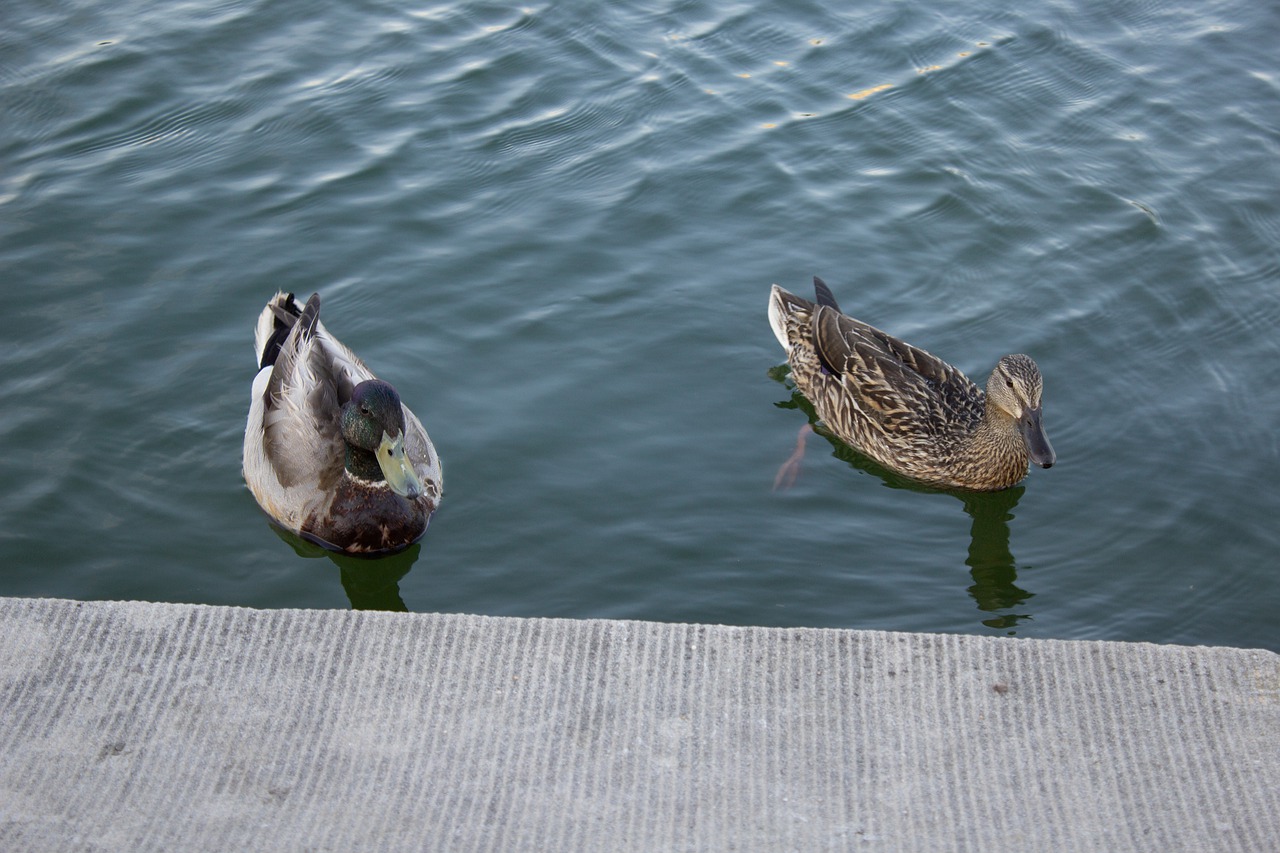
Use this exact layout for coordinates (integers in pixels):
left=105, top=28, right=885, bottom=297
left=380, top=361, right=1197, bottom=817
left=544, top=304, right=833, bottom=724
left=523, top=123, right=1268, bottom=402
left=242, top=292, right=442, bottom=554
left=768, top=277, right=1054, bottom=491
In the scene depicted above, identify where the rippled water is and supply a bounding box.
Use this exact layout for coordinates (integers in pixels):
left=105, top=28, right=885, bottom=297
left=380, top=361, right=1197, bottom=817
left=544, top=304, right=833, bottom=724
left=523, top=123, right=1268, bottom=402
left=3, top=0, right=1278, bottom=650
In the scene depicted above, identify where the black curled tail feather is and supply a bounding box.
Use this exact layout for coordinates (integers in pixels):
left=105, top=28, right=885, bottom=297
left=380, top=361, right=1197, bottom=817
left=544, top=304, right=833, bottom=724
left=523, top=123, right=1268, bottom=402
left=259, top=292, right=303, bottom=370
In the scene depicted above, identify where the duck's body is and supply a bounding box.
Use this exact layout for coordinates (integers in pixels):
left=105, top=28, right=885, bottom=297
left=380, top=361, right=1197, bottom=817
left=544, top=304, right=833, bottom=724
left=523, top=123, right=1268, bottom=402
left=768, top=277, right=1054, bottom=491
left=243, top=292, right=442, bottom=554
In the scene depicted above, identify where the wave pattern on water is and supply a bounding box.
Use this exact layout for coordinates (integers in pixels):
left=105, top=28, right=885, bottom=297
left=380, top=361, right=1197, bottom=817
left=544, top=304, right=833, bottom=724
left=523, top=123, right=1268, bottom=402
left=1, top=0, right=1278, bottom=649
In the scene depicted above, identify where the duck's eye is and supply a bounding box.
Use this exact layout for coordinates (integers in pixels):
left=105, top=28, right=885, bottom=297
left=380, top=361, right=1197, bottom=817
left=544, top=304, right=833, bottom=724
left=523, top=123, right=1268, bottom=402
left=360, top=405, right=370, bottom=415
left=1005, top=380, right=1014, bottom=389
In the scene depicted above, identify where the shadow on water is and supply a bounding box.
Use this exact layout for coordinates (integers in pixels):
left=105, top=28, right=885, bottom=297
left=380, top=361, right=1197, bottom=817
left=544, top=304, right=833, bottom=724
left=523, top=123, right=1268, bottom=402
left=770, top=366, right=1034, bottom=633
left=269, top=525, right=420, bottom=612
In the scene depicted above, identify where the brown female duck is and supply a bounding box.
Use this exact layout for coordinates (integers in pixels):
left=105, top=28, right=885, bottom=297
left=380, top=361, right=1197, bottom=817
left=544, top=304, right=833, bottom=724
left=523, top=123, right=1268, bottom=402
left=768, top=277, right=1055, bottom=491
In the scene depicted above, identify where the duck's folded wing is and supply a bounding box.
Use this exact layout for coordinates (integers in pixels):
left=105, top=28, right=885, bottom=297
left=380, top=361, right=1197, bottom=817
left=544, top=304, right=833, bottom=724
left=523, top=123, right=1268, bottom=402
left=311, top=317, right=375, bottom=407
left=812, top=306, right=982, bottom=431
left=402, top=407, right=443, bottom=502
left=261, top=294, right=347, bottom=490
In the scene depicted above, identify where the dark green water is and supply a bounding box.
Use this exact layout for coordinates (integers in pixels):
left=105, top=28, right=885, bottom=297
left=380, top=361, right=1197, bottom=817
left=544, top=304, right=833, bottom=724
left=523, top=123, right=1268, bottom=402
left=3, top=0, right=1278, bottom=650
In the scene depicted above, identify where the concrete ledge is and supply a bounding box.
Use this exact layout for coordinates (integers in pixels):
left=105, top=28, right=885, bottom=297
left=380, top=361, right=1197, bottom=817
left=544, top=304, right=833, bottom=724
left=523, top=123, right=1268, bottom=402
left=0, top=597, right=1276, bottom=851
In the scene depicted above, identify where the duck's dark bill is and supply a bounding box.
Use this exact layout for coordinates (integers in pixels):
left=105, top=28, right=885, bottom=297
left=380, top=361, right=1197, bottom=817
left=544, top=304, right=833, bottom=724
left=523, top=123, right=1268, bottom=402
left=1018, top=406, right=1055, bottom=468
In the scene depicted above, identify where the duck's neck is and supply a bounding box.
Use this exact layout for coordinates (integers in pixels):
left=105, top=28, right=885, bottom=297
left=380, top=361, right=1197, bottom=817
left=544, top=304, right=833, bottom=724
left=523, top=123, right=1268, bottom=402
left=345, top=445, right=385, bottom=483
left=962, top=403, right=1029, bottom=489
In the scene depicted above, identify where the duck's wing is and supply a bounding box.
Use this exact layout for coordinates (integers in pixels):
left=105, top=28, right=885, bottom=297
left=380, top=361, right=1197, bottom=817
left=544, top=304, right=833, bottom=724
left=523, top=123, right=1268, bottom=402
left=402, top=406, right=444, bottom=505
left=812, top=305, right=983, bottom=432
left=260, top=293, right=372, bottom=490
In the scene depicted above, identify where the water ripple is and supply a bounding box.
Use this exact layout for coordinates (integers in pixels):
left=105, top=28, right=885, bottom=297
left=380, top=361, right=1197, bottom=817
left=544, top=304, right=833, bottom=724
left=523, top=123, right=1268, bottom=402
left=2, top=0, right=1279, bottom=649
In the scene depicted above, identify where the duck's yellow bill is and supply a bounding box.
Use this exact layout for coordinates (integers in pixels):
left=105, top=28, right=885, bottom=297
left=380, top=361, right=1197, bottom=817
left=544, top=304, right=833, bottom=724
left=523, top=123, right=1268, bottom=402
left=377, top=431, right=424, bottom=499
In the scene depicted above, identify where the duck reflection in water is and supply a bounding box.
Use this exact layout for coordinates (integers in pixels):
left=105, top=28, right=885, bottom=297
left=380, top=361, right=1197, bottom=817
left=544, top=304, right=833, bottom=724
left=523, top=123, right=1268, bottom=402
left=270, top=525, right=420, bottom=612
left=770, top=371, right=1033, bottom=632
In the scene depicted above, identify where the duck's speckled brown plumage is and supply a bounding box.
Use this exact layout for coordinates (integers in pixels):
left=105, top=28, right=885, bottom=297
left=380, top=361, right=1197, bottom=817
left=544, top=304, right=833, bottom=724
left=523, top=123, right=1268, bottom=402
left=768, top=277, right=1055, bottom=491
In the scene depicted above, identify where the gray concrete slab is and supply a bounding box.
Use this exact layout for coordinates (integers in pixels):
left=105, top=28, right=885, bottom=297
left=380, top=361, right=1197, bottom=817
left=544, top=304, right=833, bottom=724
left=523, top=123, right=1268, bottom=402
left=0, top=597, right=1276, bottom=851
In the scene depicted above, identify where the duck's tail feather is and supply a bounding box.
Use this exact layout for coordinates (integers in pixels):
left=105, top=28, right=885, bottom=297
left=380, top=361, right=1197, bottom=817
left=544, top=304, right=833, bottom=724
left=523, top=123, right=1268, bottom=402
left=767, top=284, right=795, bottom=350
left=254, top=292, right=302, bottom=370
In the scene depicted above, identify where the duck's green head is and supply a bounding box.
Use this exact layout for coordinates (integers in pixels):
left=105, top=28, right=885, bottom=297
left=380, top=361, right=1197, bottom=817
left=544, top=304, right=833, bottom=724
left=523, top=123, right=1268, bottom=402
left=341, top=380, right=423, bottom=499
left=988, top=354, right=1055, bottom=469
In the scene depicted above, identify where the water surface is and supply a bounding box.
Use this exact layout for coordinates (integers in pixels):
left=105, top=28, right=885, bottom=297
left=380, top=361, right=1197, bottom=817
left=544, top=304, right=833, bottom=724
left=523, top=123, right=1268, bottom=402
left=2, top=0, right=1278, bottom=650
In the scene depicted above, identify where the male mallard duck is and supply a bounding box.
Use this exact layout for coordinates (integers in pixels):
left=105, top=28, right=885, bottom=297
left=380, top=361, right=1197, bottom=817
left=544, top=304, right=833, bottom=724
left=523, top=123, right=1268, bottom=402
left=242, top=292, right=442, bottom=554
left=768, top=277, right=1054, bottom=491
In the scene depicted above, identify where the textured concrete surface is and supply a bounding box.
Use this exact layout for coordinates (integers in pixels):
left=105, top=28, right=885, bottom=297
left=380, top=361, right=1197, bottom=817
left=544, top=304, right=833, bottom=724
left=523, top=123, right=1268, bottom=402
left=0, top=597, right=1276, bottom=851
